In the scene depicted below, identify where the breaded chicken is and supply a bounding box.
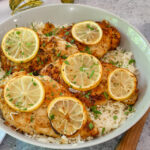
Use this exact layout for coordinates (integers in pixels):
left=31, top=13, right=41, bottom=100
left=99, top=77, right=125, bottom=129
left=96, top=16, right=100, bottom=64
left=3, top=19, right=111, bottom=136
left=57, top=20, right=120, bottom=58
left=0, top=36, right=79, bottom=74
left=40, top=62, right=114, bottom=107
left=0, top=72, right=99, bottom=139
left=41, top=62, right=138, bottom=106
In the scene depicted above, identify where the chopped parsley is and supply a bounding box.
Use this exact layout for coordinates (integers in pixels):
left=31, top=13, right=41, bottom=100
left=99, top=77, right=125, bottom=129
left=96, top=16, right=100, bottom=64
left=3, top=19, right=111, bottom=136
left=102, top=128, right=105, bottom=135
left=90, top=63, right=98, bottom=69
left=90, top=105, right=102, bottom=118
left=42, top=43, right=46, bottom=47
left=65, top=31, right=70, bottom=35
left=128, top=59, right=135, bottom=65
left=41, top=61, right=44, bottom=65
left=7, top=94, right=10, bottom=97
left=64, top=60, right=70, bottom=65
left=66, top=44, right=71, bottom=48
left=50, top=114, right=55, bottom=120
left=32, top=78, right=37, bottom=86
left=5, top=68, right=12, bottom=76
left=28, top=104, right=33, bottom=106
left=29, top=72, right=33, bottom=75
left=45, top=32, right=53, bottom=37
left=85, top=91, right=91, bottom=99
left=51, top=92, right=54, bottom=96
left=73, top=75, right=77, bottom=79
left=103, top=92, right=108, bottom=99
left=113, top=115, right=118, bottom=120
left=57, top=52, right=61, bottom=57
left=23, top=108, right=27, bottom=111
left=84, top=46, right=91, bottom=54
left=59, top=92, right=63, bottom=96
left=87, top=24, right=94, bottom=30
left=33, top=82, right=37, bottom=86
left=128, top=105, right=133, bottom=112
left=26, top=42, right=32, bottom=47
left=70, top=39, right=75, bottom=44
left=72, top=81, right=77, bottom=84
left=61, top=55, right=67, bottom=59
left=30, top=116, right=34, bottom=122
left=9, top=98, right=13, bottom=101
left=80, top=66, right=84, bottom=72
left=16, top=31, right=21, bottom=35
left=124, top=111, right=129, bottom=115
left=89, top=70, right=95, bottom=78
left=89, top=122, right=94, bottom=130
left=109, top=61, right=119, bottom=66
left=31, top=23, right=37, bottom=31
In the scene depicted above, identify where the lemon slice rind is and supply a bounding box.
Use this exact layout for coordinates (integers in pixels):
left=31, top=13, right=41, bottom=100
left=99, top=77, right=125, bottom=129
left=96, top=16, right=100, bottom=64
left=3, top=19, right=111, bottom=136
left=71, top=21, right=103, bottom=45
left=108, top=68, right=137, bottom=101
left=4, top=75, right=45, bottom=112
left=1, top=27, right=39, bottom=63
left=47, top=96, right=87, bottom=136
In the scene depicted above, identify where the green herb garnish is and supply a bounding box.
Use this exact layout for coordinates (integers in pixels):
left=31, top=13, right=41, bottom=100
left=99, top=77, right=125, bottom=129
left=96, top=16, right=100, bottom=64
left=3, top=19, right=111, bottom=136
left=70, top=39, right=75, bottom=44
left=89, top=70, right=95, bottom=78
left=113, top=115, right=118, bottom=120
left=16, top=31, right=21, bottom=35
left=89, top=122, right=94, bottom=130
left=50, top=114, right=55, bottom=120
left=103, top=92, right=108, bottom=99
left=30, top=116, right=33, bottom=122
left=90, top=105, right=102, bottom=117
left=65, top=31, right=70, bottom=35
left=29, top=72, right=33, bottom=75
left=128, top=59, right=135, bottom=65
left=85, top=92, right=91, bottom=99
left=64, top=60, right=70, bottom=65
left=57, top=52, right=61, bottom=57
left=66, top=44, right=71, bottom=48
left=102, top=128, right=105, bottom=135
left=61, top=55, right=67, bottom=59
left=9, top=98, right=13, bottom=101
left=87, top=24, right=94, bottom=30
left=45, top=32, right=53, bottom=37
left=59, top=92, right=63, bottom=96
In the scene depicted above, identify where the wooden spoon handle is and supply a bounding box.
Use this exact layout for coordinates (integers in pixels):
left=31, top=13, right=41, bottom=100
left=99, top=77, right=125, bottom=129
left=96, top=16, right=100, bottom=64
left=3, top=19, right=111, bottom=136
left=116, top=108, right=150, bottom=150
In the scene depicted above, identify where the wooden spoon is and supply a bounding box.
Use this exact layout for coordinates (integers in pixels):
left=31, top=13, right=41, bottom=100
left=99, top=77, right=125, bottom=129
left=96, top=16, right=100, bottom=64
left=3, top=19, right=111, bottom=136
left=116, top=108, right=150, bottom=150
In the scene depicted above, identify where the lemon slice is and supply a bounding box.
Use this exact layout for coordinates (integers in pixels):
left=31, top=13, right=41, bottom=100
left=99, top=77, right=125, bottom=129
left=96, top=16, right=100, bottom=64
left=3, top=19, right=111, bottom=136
left=71, top=21, right=103, bottom=45
left=61, top=53, right=102, bottom=91
left=4, top=75, right=45, bottom=112
left=47, top=97, right=87, bottom=136
left=108, top=68, right=137, bottom=101
left=1, top=27, right=39, bottom=63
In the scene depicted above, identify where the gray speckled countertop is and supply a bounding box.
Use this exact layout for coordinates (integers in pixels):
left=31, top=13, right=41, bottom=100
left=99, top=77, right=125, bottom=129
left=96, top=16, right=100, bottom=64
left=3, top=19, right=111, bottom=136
left=0, top=0, right=150, bottom=150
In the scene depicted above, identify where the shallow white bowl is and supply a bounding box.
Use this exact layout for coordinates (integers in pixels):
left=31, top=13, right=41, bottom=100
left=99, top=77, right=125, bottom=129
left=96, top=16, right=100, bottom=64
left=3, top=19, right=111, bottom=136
left=0, top=4, right=150, bottom=149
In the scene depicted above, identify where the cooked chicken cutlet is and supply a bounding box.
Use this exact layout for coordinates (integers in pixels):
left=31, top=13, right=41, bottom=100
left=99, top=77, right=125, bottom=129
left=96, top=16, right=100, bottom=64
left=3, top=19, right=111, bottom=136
left=40, top=62, right=112, bottom=107
left=57, top=20, right=120, bottom=58
left=41, top=62, right=138, bottom=106
left=0, top=72, right=99, bottom=139
left=0, top=36, right=79, bottom=74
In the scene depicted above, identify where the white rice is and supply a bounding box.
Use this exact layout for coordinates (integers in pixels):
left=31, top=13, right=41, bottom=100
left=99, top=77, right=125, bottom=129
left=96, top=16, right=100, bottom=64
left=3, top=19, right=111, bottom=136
left=101, top=47, right=137, bottom=74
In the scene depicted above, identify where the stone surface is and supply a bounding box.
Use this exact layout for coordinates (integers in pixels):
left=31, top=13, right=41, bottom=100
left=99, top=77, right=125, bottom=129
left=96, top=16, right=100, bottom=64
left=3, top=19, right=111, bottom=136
left=0, top=0, right=150, bottom=150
